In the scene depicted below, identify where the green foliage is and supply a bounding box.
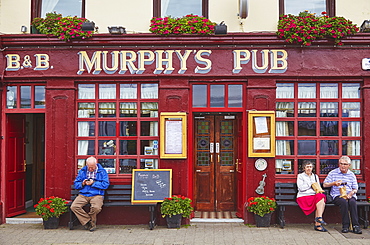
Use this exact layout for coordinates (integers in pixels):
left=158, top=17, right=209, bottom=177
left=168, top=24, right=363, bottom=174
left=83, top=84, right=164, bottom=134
left=277, top=11, right=359, bottom=46
left=160, top=195, right=193, bottom=218
left=246, top=196, right=277, bottom=217
left=31, top=12, right=94, bottom=41
left=150, top=14, right=216, bottom=35
left=34, top=196, right=68, bottom=221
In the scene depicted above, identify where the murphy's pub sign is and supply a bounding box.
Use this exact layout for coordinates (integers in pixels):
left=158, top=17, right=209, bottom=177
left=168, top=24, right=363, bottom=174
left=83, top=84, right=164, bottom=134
left=5, top=49, right=288, bottom=75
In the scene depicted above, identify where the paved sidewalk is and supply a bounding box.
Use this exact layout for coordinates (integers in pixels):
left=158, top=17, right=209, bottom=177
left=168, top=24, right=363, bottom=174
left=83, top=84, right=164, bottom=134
left=0, top=222, right=369, bottom=245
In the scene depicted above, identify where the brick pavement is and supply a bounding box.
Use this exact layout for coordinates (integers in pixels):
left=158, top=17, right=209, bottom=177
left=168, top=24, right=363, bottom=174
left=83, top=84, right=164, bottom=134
left=0, top=222, right=369, bottom=245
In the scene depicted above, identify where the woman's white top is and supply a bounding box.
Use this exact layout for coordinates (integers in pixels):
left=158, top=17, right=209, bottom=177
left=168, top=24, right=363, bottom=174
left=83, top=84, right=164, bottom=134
left=296, top=172, right=320, bottom=198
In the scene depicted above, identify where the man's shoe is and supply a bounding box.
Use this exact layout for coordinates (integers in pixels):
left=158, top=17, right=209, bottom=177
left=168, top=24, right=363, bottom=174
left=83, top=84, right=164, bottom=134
left=342, top=228, right=349, bottom=233
left=84, top=221, right=91, bottom=230
left=353, top=225, right=362, bottom=234
left=89, top=222, right=96, bottom=232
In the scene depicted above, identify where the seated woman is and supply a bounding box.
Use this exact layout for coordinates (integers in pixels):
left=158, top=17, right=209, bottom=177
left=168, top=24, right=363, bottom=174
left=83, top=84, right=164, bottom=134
left=296, top=160, right=327, bottom=232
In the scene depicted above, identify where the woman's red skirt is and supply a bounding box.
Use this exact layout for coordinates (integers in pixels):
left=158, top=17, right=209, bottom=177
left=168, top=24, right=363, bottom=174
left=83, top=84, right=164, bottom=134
left=296, top=193, right=326, bottom=215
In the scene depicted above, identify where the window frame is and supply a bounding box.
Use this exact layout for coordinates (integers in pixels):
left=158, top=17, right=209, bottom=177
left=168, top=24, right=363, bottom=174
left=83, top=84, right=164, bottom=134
left=153, top=0, right=209, bottom=18
left=5, top=83, right=46, bottom=112
left=279, top=0, right=335, bottom=17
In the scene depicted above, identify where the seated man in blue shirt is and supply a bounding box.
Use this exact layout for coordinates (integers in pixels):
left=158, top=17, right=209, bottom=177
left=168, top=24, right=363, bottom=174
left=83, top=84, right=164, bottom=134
left=71, top=156, right=110, bottom=231
left=323, top=156, right=362, bottom=234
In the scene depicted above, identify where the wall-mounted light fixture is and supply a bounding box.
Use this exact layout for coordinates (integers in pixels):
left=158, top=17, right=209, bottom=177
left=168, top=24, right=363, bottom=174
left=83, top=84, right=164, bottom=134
left=82, top=21, right=95, bottom=31
left=108, top=26, right=126, bottom=34
left=214, top=21, right=227, bottom=35
left=21, top=26, right=27, bottom=33
left=360, top=20, right=370, bottom=32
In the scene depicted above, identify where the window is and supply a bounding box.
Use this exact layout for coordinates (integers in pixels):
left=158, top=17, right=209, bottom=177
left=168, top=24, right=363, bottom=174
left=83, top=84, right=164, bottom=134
left=279, top=0, right=335, bottom=17
left=76, top=83, right=159, bottom=176
left=6, top=85, right=46, bottom=110
left=153, top=0, right=208, bottom=18
left=32, top=0, right=85, bottom=18
left=275, top=82, right=361, bottom=176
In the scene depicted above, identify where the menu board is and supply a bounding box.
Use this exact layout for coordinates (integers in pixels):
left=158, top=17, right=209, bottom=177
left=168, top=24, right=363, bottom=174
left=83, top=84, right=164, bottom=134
left=160, top=112, right=187, bottom=159
left=248, top=111, right=275, bottom=157
left=131, top=169, right=172, bottom=204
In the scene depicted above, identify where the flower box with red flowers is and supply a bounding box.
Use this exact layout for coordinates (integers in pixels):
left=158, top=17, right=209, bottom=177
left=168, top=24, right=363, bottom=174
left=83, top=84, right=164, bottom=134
left=247, top=196, right=277, bottom=217
left=160, top=195, right=193, bottom=218
left=34, top=196, right=68, bottom=221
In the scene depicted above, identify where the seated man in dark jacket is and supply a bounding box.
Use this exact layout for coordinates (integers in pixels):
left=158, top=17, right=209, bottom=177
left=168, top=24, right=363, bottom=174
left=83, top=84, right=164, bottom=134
left=71, top=156, right=110, bottom=231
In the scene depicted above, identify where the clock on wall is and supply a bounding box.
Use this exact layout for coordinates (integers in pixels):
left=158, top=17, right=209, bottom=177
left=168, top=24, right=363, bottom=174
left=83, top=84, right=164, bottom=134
left=255, top=158, right=267, bottom=171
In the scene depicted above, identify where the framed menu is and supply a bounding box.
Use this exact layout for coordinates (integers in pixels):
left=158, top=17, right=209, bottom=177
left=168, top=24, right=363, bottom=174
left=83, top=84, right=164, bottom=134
left=248, top=111, right=275, bottom=157
left=160, top=112, right=187, bottom=159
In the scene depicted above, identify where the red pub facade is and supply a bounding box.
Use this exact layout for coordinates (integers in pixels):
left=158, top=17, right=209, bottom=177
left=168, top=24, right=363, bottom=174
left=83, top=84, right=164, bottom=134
left=1, top=33, right=370, bottom=225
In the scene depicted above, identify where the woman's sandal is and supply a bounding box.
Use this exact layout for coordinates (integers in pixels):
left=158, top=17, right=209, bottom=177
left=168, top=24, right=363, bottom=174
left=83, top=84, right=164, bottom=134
left=314, top=225, right=328, bottom=232
left=315, top=217, right=327, bottom=225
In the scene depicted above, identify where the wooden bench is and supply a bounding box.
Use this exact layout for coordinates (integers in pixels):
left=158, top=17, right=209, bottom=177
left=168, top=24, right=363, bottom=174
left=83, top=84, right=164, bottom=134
left=275, top=182, right=370, bottom=229
left=67, top=184, right=157, bottom=230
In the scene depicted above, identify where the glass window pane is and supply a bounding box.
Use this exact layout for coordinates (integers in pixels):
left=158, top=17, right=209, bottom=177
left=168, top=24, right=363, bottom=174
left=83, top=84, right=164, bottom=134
left=298, top=121, right=316, bottom=136
left=35, top=86, right=46, bottom=108
left=320, top=83, right=338, bottom=98
left=78, top=84, right=95, bottom=99
left=98, top=122, right=116, bottom=136
left=99, top=159, right=116, bottom=174
left=7, top=86, right=17, bottom=109
left=120, top=121, right=137, bottom=136
left=119, top=140, right=137, bottom=155
left=20, top=86, right=31, bottom=108
left=78, top=122, right=95, bottom=136
left=120, top=102, right=137, bottom=117
left=276, top=122, right=294, bottom=136
left=141, top=84, right=158, bottom=99
left=275, top=159, right=294, bottom=174
left=228, top=85, right=242, bottom=107
left=276, top=83, right=294, bottom=98
left=210, top=85, right=224, bottom=107
left=298, top=140, right=316, bottom=155
left=351, top=159, right=361, bottom=175
left=276, top=140, right=294, bottom=155
left=276, top=102, right=294, bottom=117
left=162, top=0, right=202, bottom=18
left=342, top=122, right=360, bottom=136
left=78, top=103, right=95, bottom=118
left=141, top=121, right=158, bottom=136
left=119, top=159, right=137, bottom=174
left=320, top=140, right=338, bottom=155
left=284, top=0, right=325, bottom=15
left=141, top=140, right=159, bottom=155
left=99, top=84, right=116, bottom=99
left=320, top=102, right=338, bottom=117
left=342, top=140, right=361, bottom=156
left=192, top=85, right=207, bottom=107
left=99, top=140, right=116, bottom=155
left=41, top=0, right=82, bottom=17
left=298, top=102, right=316, bottom=117
left=320, top=159, right=338, bottom=175
left=141, top=102, right=158, bottom=117
left=142, top=159, right=158, bottom=169
left=298, top=83, right=316, bottom=98
left=342, top=83, right=360, bottom=98
left=342, top=102, right=360, bottom=117
left=320, top=121, right=338, bottom=136
left=120, top=84, right=137, bottom=99
left=77, top=140, right=94, bottom=155
left=99, top=102, right=116, bottom=117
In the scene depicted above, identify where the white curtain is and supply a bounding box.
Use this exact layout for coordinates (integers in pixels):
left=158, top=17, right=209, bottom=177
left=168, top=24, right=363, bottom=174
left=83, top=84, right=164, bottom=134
left=120, top=85, right=137, bottom=99
left=120, top=102, right=137, bottom=115
left=161, top=0, right=171, bottom=16
left=77, top=110, right=89, bottom=156
left=276, top=83, right=294, bottom=98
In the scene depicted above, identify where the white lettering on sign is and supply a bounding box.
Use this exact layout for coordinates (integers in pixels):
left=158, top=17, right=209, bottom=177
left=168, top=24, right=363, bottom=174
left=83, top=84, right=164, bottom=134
left=5, top=54, right=52, bottom=71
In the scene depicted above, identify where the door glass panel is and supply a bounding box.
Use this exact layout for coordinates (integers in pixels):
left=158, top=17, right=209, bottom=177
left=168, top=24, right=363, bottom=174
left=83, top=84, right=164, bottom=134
left=220, top=120, right=233, bottom=166
left=35, top=86, right=46, bottom=108
left=192, top=85, right=207, bottom=107
left=228, top=85, right=242, bottom=107
left=298, top=121, right=316, bottom=136
left=298, top=140, right=316, bottom=155
left=210, top=85, right=224, bottom=107
left=196, top=119, right=210, bottom=166
left=320, top=121, right=338, bottom=136
left=320, top=140, right=338, bottom=155
left=20, top=86, right=31, bottom=108
left=7, top=86, right=17, bottom=109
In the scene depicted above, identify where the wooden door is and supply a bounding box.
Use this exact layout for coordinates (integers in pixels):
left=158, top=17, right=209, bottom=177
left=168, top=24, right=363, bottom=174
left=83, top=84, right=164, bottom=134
left=194, top=114, right=237, bottom=211
left=6, top=114, right=26, bottom=217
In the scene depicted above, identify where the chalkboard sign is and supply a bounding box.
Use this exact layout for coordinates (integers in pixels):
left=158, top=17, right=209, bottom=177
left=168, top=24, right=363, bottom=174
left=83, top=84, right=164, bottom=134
left=131, top=169, right=172, bottom=204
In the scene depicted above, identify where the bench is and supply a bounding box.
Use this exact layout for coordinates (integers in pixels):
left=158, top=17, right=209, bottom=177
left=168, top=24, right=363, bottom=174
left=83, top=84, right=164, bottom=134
left=67, top=184, right=157, bottom=230
left=275, top=182, right=370, bottom=229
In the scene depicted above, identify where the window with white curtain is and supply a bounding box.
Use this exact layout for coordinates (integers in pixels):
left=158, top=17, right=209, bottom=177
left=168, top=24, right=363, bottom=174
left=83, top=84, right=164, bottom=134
left=41, top=0, right=82, bottom=17
left=276, top=82, right=362, bottom=176
left=76, top=83, right=159, bottom=174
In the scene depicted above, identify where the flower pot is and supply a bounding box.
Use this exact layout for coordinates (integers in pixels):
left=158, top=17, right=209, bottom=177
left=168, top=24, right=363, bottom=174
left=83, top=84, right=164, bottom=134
left=254, top=213, right=272, bottom=227
left=166, top=214, right=182, bottom=228
left=43, top=217, right=59, bottom=229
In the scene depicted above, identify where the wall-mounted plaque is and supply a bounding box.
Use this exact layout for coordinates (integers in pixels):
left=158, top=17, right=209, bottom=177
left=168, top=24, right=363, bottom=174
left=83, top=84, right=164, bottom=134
left=248, top=111, right=275, bottom=157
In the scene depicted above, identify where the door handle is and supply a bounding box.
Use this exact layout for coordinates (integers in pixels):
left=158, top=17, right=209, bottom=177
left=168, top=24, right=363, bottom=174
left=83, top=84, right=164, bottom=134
left=235, top=159, right=239, bottom=172
left=230, top=170, right=234, bottom=173
left=196, top=170, right=201, bottom=172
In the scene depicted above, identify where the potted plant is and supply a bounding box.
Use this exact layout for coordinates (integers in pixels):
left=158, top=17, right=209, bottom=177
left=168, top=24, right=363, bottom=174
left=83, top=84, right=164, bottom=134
left=277, top=11, right=359, bottom=46
left=34, top=196, right=69, bottom=229
left=246, top=196, right=277, bottom=227
left=161, top=195, right=193, bottom=228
